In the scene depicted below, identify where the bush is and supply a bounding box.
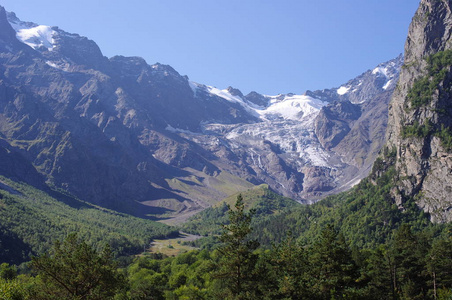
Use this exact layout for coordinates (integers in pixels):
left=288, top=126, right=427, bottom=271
left=407, top=49, right=452, bottom=109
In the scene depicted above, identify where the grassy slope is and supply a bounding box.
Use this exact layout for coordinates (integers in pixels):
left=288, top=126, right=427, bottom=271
left=142, top=169, right=255, bottom=224
left=180, top=184, right=299, bottom=236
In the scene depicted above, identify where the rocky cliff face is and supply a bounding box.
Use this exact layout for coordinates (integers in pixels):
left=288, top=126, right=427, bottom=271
left=385, top=0, right=452, bottom=223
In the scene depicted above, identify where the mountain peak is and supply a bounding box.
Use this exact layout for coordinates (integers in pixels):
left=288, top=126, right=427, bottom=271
left=7, top=11, right=56, bottom=52
left=0, top=6, right=20, bottom=45
left=226, top=86, right=244, bottom=98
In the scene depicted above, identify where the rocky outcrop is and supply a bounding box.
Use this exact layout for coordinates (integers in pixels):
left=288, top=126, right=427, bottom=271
left=314, top=100, right=362, bottom=150
left=385, top=0, right=452, bottom=223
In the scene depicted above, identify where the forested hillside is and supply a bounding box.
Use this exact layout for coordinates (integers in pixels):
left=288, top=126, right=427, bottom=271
left=0, top=177, right=178, bottom=265
left=181, top=184, right=298, bottom=236
left=2, top=195, right=451, bottom=299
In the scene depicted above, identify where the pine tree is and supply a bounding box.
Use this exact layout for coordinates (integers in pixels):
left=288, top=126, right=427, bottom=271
left=391, top=224, right=429, bottom=300
left=271, top=232, right=312, bottom=299
left=308, top=224, right=359, bottom=299
left=31, top=233, right=126, bottom=299
left=363, top=245, right=396, bottom=300
left=214, top=194, right=260, bottom=299
left=426, top=237, right=452, bottom=299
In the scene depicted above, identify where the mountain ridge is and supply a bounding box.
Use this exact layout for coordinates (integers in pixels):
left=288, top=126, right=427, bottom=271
left=0, top=5, right=402, bottom=221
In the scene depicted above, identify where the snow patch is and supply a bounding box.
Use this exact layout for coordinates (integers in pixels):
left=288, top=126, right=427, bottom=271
left=45, top=61, right=58, bottom=69
left=372, top=66, right=390, bottom=78
left=204, top=85, right=260, bottom=117
left=337, top=86, right=350, bottom=95
left=207, top=86, right=244, bottom=104
left=9, top=17, right=56, bottom=51
left=200, top=85, right=326, bottom=123
left=382, top=79, right=393, bottom=90
left=188, top=81, right=201, bottom=96
left=45, top=61, right=71, bottom=71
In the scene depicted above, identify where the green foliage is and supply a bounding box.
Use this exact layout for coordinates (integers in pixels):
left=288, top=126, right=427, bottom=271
left=436, top=125, right=452, bottom=151
left=398, top=117, right=452, bottom=152
left=390, top=224, right=430, bottom=299
left=122, top=220, right=452, bottom=300
left=31, top=233, right=126, bottom=299
left=125, top=250, right=215, bottom=299
left=0, top=177, right=178, bottom=264
left=180, top=185, right=298, bottom=238
left=213, top=194, right=260, bottom=299
left=308, top=225, right=360, bottom=299
left=252, top=173, right=409, bottom=249
left=407, top=49, right=452, bottom=109
left=0, top=263, right=17, bottom=281
left=407, top=75, right=435, bottom=108
left=267, top=233, right=311, bottom=299
left=401, top=119, right=433, bottom=138
left=0, top=277, right=26, bottom=300
left=245, top=145, right=439, bottom=251
left=402, top=49, right=452, bottom=150
left=361, top=245, right=395, bottom=299
left=170, top=140, right=452, bottom=299
left=427, top=237, right=452, bottom=299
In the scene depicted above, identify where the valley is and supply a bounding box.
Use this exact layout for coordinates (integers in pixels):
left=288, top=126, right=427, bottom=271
left=1, top=0, right=452, bottom=299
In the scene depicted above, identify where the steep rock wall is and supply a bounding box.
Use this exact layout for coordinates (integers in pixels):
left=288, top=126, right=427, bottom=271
left=386, top=0, right=452, bottom=222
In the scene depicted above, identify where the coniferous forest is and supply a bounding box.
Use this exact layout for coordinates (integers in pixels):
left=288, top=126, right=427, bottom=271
left=1, top=192, right=451, bottom=299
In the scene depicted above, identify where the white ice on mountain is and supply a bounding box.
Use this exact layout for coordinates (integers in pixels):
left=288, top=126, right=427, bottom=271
left=207, top=86, right=244, bottom=104
left=334, top=57, right=402, bottom=97
left=382, top=79, right=393, bottom=90
left=372, top=66, right=390, bottom=77
left=187, top=82, right=331, bottom=168
left=259, top=94, right=327, bottom=122
left=187, top=55, right=398, bottom=171
left=372, top=56, right=403, bottom=88
left=7, top=14, right=56, bottom=51
left=337, top=86, right=350, bottom=95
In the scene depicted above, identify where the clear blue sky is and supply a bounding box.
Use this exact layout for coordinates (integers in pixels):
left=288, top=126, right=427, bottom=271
left=1, top=0, right=419, bottom=95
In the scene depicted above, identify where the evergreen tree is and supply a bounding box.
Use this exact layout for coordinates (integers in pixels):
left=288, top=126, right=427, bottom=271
left=391, top=224, right=429, bottom=300
left=270, top=232, right=312, bottom=299
left=308, top=224, right=359, bottom=299
left=214, top=194, right=260, bottom=299
left=426, top=237, right=452, bottom=299
left=362, top=245, right=396, bottom=300
left=31, top=233, right=126, bottom=299
left=0, top=263, right=17, bottom=281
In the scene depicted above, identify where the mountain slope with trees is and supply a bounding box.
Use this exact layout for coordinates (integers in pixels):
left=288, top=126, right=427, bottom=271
left=0, top=177, right=178, bottom=265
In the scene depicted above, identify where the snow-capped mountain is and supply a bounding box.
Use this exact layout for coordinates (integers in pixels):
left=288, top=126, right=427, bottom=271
left=0, top=6, right=401, bottom=221
left=162, top=55, right=402, bottom=202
